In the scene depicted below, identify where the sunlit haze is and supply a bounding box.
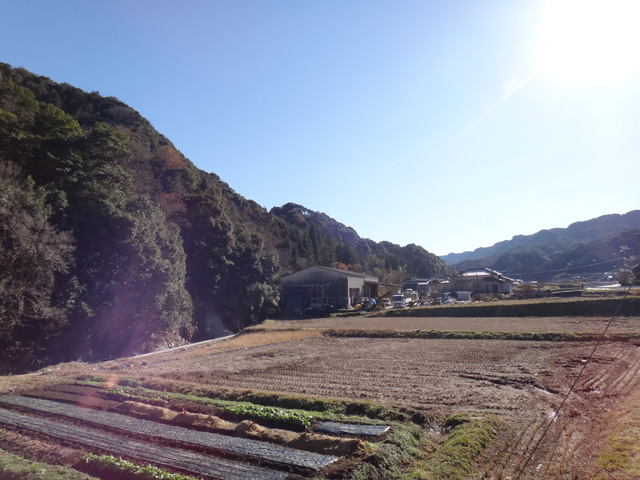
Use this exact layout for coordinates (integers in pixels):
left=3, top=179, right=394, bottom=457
left=2, top=1, right=638, bottom=255
left=540, top=0, right=640, bottom=83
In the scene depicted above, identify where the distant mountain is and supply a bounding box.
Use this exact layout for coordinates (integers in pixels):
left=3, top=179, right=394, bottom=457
left=0, top=63, right=448, bottom=372
left=441, top=211, right=640, bottom=279
left=270, top=202, right=452, bottom=283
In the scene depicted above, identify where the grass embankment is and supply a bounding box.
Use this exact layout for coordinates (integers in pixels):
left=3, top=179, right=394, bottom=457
left=595, top=389, right=640, bottom=479
left=197, top=329, right=321, bottom=351
left=322, top=329, right=640, bottom=344
left=380, top=296, right=640, bottom=318
left=0, top=449, right=97, bottom=480
left=404, top=414, right=501, bottom=480
left=349, top=413, right=500, bottom=480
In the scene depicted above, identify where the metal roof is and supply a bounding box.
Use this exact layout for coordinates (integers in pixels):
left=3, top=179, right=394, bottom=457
left=281, top=265, right=379, bottom=283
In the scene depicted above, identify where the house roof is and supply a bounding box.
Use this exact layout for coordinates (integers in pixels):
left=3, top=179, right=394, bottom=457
left=460, top=268, right=515, bottom=282
left=461, top=271, right=492, bottom=277
left=281, top=265, right=378, bottom=283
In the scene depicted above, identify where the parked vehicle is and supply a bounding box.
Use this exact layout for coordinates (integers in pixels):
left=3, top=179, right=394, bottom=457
left=392, top=294, right=407, bottom=308
left=404, top=289, right=420, bottom=307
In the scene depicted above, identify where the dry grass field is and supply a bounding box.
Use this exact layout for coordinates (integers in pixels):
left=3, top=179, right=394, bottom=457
left=2, top=313, right=640, bottom=479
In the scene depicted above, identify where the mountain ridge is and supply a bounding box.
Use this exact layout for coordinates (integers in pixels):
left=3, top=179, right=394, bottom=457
left=440, top=211, right=640, bottom=280
left=440, top=211, right=640, bottom=265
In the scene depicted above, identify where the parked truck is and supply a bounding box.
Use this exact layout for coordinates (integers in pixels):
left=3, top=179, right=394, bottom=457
left=392, top=294, right=407, bottom=308
left=393, top=290, right=420, bottom=308
left=404, top=289, right=420, bottom=307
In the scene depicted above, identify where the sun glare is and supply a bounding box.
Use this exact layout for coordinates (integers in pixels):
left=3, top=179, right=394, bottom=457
left=539, top=0, right=640, bottom=84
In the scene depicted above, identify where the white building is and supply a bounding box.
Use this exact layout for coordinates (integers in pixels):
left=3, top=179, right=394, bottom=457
left=454, top=268, right=515, bottom=294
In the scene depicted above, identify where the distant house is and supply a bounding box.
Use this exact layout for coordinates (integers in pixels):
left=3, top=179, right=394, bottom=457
left=402, top=279, right=431, bottom=296
left=281, top=266, right=378, bottom=310
left=377, top=282, right=403, bottom=302
left=453, top=268, right=515, bottom=294
left=432, top=279, right=450, bottom=294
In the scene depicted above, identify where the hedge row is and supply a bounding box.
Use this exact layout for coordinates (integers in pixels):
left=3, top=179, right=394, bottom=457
left=382, top=296, right=640, bottom=318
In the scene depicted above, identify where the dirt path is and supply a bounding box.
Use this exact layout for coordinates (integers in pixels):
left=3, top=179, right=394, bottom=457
left=0, top=395, right=337, bottom=471
left=0, top=406, right=287, bottom=480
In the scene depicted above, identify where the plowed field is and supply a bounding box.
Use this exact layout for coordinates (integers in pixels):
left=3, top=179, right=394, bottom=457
left=2, top=314, right=640, bottom=479
left=133, top=316, right=640, bottom=478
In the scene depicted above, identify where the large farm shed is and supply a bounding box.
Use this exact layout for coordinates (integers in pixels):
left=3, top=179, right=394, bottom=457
left=281, top=266, right=378, bottom=310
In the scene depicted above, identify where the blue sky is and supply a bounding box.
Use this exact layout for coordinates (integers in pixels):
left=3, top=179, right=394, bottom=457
left=2, top=0, right=639, bottom=255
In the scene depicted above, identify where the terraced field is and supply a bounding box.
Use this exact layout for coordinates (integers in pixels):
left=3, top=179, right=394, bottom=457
left=139, top=335, right=640, bottom=477
left=1, top=313, right=639, bottom=479
left=0, top=405, right=288, bottom=480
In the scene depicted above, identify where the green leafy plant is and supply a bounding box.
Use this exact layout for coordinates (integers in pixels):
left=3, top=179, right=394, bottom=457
left=219, top=403, right=311, bottom=428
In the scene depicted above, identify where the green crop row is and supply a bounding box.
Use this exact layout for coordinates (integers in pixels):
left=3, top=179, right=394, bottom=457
left=219, top=403, right=311, bottom=428
left=99, top=386, right=170, bottom=406
left=76, top=376, right=423, bottom=425
left=95, top=381, right=313, bottom=428
left=81, top=454, right=198, bottom=480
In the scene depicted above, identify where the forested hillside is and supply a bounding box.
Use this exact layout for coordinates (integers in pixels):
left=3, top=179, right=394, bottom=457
left=0, top=63, right=449, bottom=372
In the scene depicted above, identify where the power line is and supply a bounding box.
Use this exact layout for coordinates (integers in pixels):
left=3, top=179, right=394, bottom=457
left=514, top=284, right=633, bottom=479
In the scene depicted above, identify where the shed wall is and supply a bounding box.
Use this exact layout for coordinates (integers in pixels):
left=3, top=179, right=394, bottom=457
left=282, top=268, right=353, bottom=309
